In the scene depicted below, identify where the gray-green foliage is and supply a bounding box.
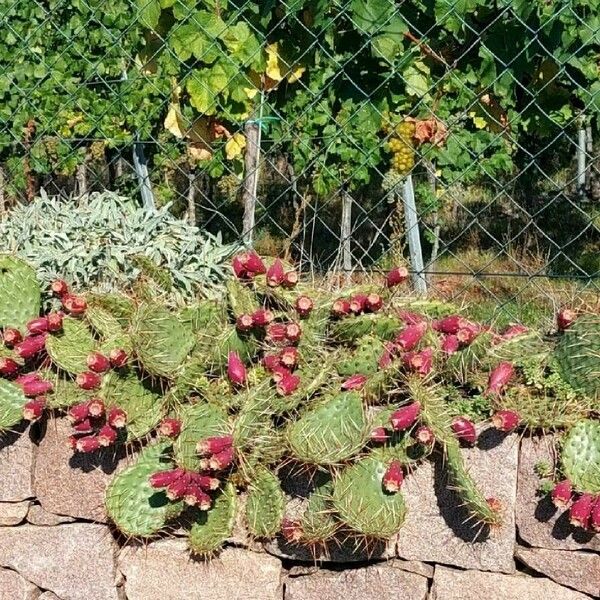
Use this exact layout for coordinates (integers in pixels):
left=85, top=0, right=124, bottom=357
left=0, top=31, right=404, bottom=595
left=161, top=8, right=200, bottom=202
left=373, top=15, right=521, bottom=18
left=0, top=191, right=234, bottom=301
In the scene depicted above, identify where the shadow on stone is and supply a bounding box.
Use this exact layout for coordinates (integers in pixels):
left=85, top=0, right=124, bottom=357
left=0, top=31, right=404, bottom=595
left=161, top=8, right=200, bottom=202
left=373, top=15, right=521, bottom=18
left=477, top=427, right=506, bottom=451
left=0, top=421, right=29, bottom=451
left=534, top=494, right=558, bottom=523
left=433, top=456, right=491, bottom=544
left=68, top=445, right=126, bottom=475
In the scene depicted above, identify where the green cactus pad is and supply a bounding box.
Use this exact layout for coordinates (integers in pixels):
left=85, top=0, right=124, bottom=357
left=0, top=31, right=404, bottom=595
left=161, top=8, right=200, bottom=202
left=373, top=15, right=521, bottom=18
left=131, top=303, right=195, bottom=378
left=226, top=279, right=260, bottom=317
left=188, top=482, right=237, bottom=556
left=203, top=326, right=258, bottom=372
left=179, top=301, right=225, bottom=334
left=0, top=379, right=28, bottom=431
left=286, top=392, right=369, bottom=465
left=337, top=336, right=385, bottom=377
left=100, top=370, right=164, bottom=441
left=245, top=467, right=285, bottom=538
left=105, top=442, right=183, bottom=537
left=0, top=255, right=41, bottom=331
left=330, top=314, right=401, bottom=343
left=300, top=473, right=338, bottom=544
left=45, top=317, right=97, bottom=374
left=445, top=332, right=494, bottom=385
left=173, top=402, right=229, bottom=470
left=332, top=449, right=407, bottom=538
left=86, top=293, right=135, bottom=326
left=38, top=368, right=94, bottom=409
left=85, top=305, right=132, bottom=354
left=554, top=315, right=600, bottom=400
left=561, top=419, right=600, bottom=493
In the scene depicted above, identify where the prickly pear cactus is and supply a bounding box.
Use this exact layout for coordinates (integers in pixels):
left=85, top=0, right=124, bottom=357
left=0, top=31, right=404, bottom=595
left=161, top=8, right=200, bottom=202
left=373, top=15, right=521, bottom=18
left=0, top=379, right=28, bottom=430
left=245, top=467, right=285, bottom=537
left=0, top=255, right=41, bottom=330
left=46, top=317, right=97, bottom=374
left=560, top=420, right=600, bottom=494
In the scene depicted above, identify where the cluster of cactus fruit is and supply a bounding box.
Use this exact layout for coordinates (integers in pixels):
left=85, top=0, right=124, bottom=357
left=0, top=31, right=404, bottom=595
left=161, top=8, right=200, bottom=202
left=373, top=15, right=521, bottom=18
left=0, top=252, right=598, bottom=556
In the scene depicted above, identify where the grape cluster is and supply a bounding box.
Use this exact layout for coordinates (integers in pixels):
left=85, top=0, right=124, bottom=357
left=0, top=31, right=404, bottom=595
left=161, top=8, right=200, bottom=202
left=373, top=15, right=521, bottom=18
left=216, top=173, right=242, bottom=203
left=387, top=121, right=415, bottom=176
left=89, top=141, right=106, bottom=162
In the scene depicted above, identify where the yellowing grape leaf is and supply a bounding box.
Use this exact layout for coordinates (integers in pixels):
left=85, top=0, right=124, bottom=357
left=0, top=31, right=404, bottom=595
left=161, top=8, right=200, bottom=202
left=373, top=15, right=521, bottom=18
left=225, top=132, right=246, bottom=160
left=469, top=112, right=487, bottom=129
left=288, top=65, right=306, bottom=83
left=266, top=43, right=282, bottom=82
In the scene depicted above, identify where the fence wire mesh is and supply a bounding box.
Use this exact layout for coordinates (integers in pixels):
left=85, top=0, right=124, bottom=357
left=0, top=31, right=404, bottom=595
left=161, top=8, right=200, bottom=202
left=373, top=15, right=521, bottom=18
left=1, top=0, right=599, bottom=323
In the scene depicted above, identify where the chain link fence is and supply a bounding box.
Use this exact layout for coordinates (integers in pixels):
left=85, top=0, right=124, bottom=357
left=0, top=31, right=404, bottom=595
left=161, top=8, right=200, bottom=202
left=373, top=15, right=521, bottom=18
left=1, top=0, right=599, bottom=322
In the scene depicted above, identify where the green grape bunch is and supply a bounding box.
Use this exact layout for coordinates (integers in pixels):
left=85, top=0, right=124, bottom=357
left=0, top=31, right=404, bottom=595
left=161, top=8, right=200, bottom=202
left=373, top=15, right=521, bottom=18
left=387, top=121, right=416, bottom=176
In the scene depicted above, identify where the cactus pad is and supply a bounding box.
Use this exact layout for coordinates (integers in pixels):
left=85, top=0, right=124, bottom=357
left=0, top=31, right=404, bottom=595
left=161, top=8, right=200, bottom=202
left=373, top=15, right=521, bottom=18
left=245, top=467, right=285, bottom=537
left=330, top=314, right=400, bottom=343
left=337, top=336, right=385, bottom=377
left=46, top=317, right=97, bottom=374
left=0, top=379, right=28, bottom=430
left=560, top=419, right=600, bottom=493
left=0, top=255, right=41, bottom=330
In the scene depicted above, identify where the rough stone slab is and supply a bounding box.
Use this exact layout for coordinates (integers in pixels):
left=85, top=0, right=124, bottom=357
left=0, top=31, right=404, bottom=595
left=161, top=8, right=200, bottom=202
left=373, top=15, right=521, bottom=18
left=0, top=501, right=30, bottom=526
left=0, top=426, right=35, bottom=501
left=517, top=435, right=600, bottom=551
left=33, top=417, right=131, bottom=522
left=0, top=567, right=40, bottom=600
left=515, top=546, right=600, bottom=597
left=396, top=427, right=518, bottom=573
left=430, top=565, right=590, bottom=600
left=38, top=594, right=61, bottom=600
left=391, top=559, right=434, bottom=578
left=119, top=540, right=282, bottom=600
left=0, top=524, right=119, bottom=600
left=27, top=504, right=75, bottom=526
left=285, top=562, right=429, bottom=600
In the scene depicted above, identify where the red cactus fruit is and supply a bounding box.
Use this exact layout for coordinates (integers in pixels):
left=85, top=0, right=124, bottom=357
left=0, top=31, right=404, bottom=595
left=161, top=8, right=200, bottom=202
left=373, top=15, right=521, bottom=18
left=551, top=480, right=573, bottom=509
left=51, top=279, right=69, bottom=297
left=382, top=460, right=404, bottom=493
left=76, top=371, right=102, bottom=390
left=394, top=322, right=427, bottom=351
left=15, top=334, right=47, bottom=359
left=232, top=255, right=248, bottom=279
left=569, top=493, right=594, bottom=529
left=20, top=378, right=53, bottom=397
left=403, top=347, right=433, bottom=376
left=68, top=402, right=90, bottom=424
left=456, top=324, right=479, bottom=346
left=209, top=446, right=235, bottom=470
left=295, top=296, right=314, bottom=317
left=415, top=425, right=435, bottom=445
left=107, top=407, right=128, bottom=429
left=365, top=293, right=383, bottom=312
left=87, top=398, right=105, bottom=418
left=149, top=469, right=183, bottom=489
left=557, top=308, right=577, bottom=331
left=86, top=352, right=111, bottom=373
left=75, top=435, right=100, bottom=453
left=266, top=323, right=287, bottom=343
left=62, top=294, right=87, bottom=315
left=390, top=402, right=421, bottom=431
left=192, top=474, right=220, bottom=491
left=591, top=497, right=600, bottom=532
left=441, top=334, right=460, bottom=355
left=341, top=374, right=368, bottom=391
left=271, top=366, right=290, bottom=384
left=236, top=313, right=254, bottom=331
left=486, top=361, right=514, bottom=395
left=73, top=418, right=94, bottom=434
left=3, top=327, right=23, bottom=347
left=501, top=324, right=528, bottom=340
left=159, top=417, right=182, bottom=438
left=283, top=270, right=298, bottom=288
left=166, top=478, right=189, bottom=500
left=281, top=518, right=303, bottom=543
left=491, top=410, right=520, bottom=432
left=398, top=311, right=426, bottom=325
left=0, top=357, right=19, bottom=377
left=378, top=344, right=394, bottom=369
left=243, top=251, right=266, bottom=275
left=46, top=312, right=64, bottom=333
left=451, top=416, right=477, bottom=445
left=285, top=322, right=302, bottom=343
left=331, top=298, right=351, bottom=317
left=370, top=426, right=390, bottom=443
left=22, top=397, right=46, bottom=421
left=108, top=348, right=128, bottom=368
left=267, top=259, right=285, bottom=287
left=433, top=315, right=469, bottom=335
left=15, top=372, right=41, bottom=385
left=276, top=372, right=301, bottom=396
left=26, top=317, right=49, bottom=335
left=349, top=294, right=368, bottom=314
left=386, top=266, right=409, bottom=287
left=184, top=485, right=212, bottom=509
left=262, top=354, right=281, bottom=372
left=251, top=308, right=274, bottom=327
left=98, top=425, right=118, bottom=447
left=227, top=351, right=247, bottom=386
left=196, top=435, right=233, bottom=457
left=280, top=346, right=299, bottom=368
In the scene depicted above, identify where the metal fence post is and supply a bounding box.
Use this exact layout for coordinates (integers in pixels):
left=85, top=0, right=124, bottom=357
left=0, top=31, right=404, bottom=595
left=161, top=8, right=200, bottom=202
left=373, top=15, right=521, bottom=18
left=402, top=174, right=427, bottom=294
left=340, top=189, right=353, bottom=283
left=577, top=124, right=586, bottom=196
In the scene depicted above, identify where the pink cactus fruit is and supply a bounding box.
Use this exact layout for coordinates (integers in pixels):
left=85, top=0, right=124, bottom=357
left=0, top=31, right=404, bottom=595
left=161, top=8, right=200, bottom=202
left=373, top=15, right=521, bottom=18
left=209, top=446, right=235, bottom=470
left=86, top=352, right=111, bottom=373
left=236, top=313, right=254, bottom=331
left=196, top=435, right=234, bottom=457
left=266, top=259, right=285, bottom=287
left=557, top=308, right=577, bottom=331
left=403, top=347, right=433, bottom=376
left=285, top=322, right=302, bottom=343
left=331, top=298, right=351, bottom=317
left=109, top=348, right=128, bottom=368
left=551, top=480, right=573, bottom=509
left=98, top=425, right=118, bottom=447
left=370, top=426, right=390, bottom=443
left=283, top=270, right=299, bottom=288
left=15, top=334, right=47, bottom=359
left=280, top=346, right=299, bottom=368
left=243, top=251, right=266, bottom=275
left=590, top=497, right=600, bottom=532
left=501, top=324, right=528, bottom=340
left=569, top=493, right=594, bottom=529
left=451, top=416, right=477, bottom=445
left=227, top=351, right=247, bottom=386
left=19, top=377, right=53, bottom=397
left=75, top=435, right=100, bottom=453
left=62, top=294, right=87, bottom=315
left=365, top=293, right=383, bottom=312
left=271, top=366, right=290, bottom=384
left=262, top=354, right=281, bottom=372
left=149, top=468, right=184, bottom=489
left=378, top=343, right=395, bottom=369
left=276, top=372, right=301, bottom=396
left=184, top=486, right=212, bottom=509
left=382, top=460, right=404, bottom=493
left=349, top=294, right=368, bottom=315
left=26, top=317, right=49, bottom=335
left=72, top=419, right=94, bottom=434
left=107, top=407, right=128, bottom=429
left=341, top=374, right=368, bottom=391
left=398, top=310, right=426, bottom=325
left=3, top=327, right=23, bottom=347
left=441, top=334, right=460, bottom=355
left=491, top=409, right=520, bottom=432
left=390, top=402, right=421, bottom=431
left=76, top=371, right=102, bottom=390
left=386, top=266, right=409, bottom=288
left=415, top=425, right=435, bottom=445
left=46, top=311, right=64, bottom=332
left=295, top=295, right=314, bottom=317
left=87, top=398, right=105, bottom=418
left=394, top=322, right=427, bottom=352
left=486, top=361, right=514, bottom=395
left=456, top=323, right=479, bottom=346
left=0, top=357, right=19, bottom=377
left=266, top=323, right=287, bottom=343
left=433, top=315, right=469, bottom=335
left=22, top=397, right=47, bottom=421
left=158, top=418, right=182, bottom=438
left=232, top=255, right=248, bottom=279
left=68, top=402, right=90, bottom=424
left=51, top=279, right=69, bottom=297
left=251, top=308, right=274, bottom=327
left=166, top=477, right=189, bottom=501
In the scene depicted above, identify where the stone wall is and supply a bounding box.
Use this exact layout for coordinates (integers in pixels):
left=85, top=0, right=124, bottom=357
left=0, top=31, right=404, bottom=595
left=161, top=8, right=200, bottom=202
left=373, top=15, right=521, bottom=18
left=0, top=421, right=598, bottom=600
